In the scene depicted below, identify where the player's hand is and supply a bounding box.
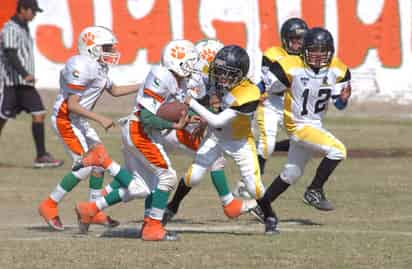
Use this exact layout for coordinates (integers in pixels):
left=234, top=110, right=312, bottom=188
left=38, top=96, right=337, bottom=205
left=259, top=93, right=268, bottom=104
left=24, top=74, right=35, bottom=83
left=209, top=94, right=221, bottom=112
left=340, top=83, right=352, bottom=102
left=173, top=111, right=189, bottom=130
left=192, top=119, right=207, bottom=140
left=99, top=116, right=115, bottom=131
left=184, top=94, right=192, bottom=106
left=189, top=115, right=201, bottom=124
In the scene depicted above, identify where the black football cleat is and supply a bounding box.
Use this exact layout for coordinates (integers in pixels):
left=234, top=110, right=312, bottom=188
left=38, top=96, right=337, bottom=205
left=303, top=188, right=335, bottom=211
left=264, top=217, right=279, bottom=235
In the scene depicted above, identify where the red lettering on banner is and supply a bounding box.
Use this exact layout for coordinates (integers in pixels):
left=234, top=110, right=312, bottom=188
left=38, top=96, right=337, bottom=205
left=301, top=0, right=324, bottom=27
left=212, top=20, right=246, bottom=47
left=182, top=0, right=205, bottom=42
left=36, top=0, right=94, bottom=62
left=258, top=0, right=280, bottom=51
left=112, top=0, right=171, bottom=64
left=337, top=0, right=401, bottom=67
left=0, top=0, right=16, bottom=29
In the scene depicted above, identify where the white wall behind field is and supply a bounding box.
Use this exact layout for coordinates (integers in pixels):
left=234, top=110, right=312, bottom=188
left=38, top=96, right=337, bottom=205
left=28, top=0, right=412, bottom=104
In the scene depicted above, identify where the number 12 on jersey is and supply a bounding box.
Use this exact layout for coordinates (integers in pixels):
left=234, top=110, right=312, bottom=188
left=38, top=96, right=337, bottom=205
left=301, top=87, right=332, bottom=116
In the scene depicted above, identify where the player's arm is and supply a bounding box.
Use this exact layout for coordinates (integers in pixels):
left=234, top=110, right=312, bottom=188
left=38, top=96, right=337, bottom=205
left=139, top=107, right=187, bottom=130
left=67, top=94, right=114, bottom=130
left=261, top=58, right=290, bottom=94
left=106, top=82, right=141, bottom=97
left=332, top=69, right=351, bottom=110
left=185, top=97, right=238, bottom=128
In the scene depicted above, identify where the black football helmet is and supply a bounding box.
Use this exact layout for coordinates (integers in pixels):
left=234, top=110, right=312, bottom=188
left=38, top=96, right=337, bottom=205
left=280, top=17, right=308, bottom=55
left=209, top=45, right=249, bottom=91
left=302, top=27, right=335, bottom=69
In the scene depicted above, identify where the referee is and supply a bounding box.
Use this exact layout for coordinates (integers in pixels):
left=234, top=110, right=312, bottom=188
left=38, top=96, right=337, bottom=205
left=0, top=0, right=63, bottom=168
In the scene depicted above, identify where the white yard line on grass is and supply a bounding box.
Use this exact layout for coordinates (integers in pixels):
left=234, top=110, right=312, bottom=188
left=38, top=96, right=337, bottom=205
left=2, top=223, right=412, bottom=241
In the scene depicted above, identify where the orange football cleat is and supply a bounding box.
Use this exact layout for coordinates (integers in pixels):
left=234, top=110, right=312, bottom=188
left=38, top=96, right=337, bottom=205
left=91, top=211, right=120, bottom=228
left=72, top=144, right=112, bottom=171
left=74, top=202, right=119, bottom=233
left=141, top=217, right=177, bottom=241
left=38, top=197, right=64, bottom=231
left=223, top=198, right=243, bottom=219
left=74, top=202, right=98, bottom=233
left=138, top=216, right=150, bottom=238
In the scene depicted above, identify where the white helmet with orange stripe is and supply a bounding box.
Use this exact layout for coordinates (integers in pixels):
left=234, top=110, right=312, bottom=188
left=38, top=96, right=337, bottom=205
left=161, top=39, right=198, bottom=78
left=195, top=39, right=224, bottom=76
left=78, top=26, right=120, bottom=65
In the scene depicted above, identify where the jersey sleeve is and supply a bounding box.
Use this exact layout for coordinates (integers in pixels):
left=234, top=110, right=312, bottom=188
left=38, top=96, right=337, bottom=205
left=261, top=60, right=289, bottom=94
left=138, top=66, right=176, bottom=114
left=230, top=100, right=259, bottom=114
left=61, top=57, right=95, bottom=95
left=2, top=24, right=19, bottom=49
left=332, top=69, right=351, bottom=97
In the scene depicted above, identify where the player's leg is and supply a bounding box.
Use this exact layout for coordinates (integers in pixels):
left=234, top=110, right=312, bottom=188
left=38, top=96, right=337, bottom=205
left=118, top=120, right=177, bottom=240
left=293, top=125, right=347, bottom=211
left=75, top=146, right=151, bottom=233
left=257, top=140, right=312, bottom=234
left=164, top=136, right=221, bottom=223
left=274, top=139, right=290, bottom=152
left=38, top=118, right=89, bottom=230
left=19, top=85, right=63, bottom=167
left=161, top=129, right=198, bottom=223
left=255, top=104, right=278, bottom=174
left=223, top=138, right=269, bottom=220
left=74, top=120, right=155, bottom=231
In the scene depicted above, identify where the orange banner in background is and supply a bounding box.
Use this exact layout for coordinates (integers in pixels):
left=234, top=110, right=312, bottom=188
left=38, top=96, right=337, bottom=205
left=0, top=0, right=404, bottom=68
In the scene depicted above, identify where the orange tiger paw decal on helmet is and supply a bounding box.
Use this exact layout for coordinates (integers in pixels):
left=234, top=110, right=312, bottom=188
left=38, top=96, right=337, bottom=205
left=171, top=46, right=186, bottom=59
left=200, top=48, right=217, bottom=63
left=82, top=32, right=95, bottom=46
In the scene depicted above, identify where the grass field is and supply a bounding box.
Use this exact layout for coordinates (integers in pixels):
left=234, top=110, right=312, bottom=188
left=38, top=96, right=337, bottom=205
left=1, top=91, right=412, bottom=269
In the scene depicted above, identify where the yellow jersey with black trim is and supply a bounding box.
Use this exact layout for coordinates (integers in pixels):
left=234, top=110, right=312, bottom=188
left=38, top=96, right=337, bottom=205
left=275, top=55, right=350, bottom=134
left=261, top=46, right=289, bottom=110
left=219, top=79, right=261, bottom=140
left=263, top=46, right=288, bottom=63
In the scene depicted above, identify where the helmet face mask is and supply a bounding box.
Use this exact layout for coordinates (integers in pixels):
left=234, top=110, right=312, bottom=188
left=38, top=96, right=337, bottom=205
left=302, top=27, right=335, bottom=70
left=209, top=45, right=249, bottom=91
left=210, top=59, right=243, bottom=90
left=281, top=18, right=308, bottom=55
left=100, top=44, right=120, bottom=64
left=78, top=26, right=120, bottom=65
left=304, top=45, right=332, bottom=69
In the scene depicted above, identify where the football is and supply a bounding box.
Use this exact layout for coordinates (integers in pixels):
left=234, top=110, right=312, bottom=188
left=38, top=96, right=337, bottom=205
left=156, top=101, right=189, bottom=122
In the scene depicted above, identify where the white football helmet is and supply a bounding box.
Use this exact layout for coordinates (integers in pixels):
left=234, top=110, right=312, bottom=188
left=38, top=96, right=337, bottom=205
left=78, top=26, right=120, bottom=64
left=161, top=39, right=198, bottom=77
left=195, top=39, right=224, bottom=76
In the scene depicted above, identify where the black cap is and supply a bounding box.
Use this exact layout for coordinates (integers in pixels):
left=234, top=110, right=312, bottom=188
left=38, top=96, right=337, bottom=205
left=19, top=0, right=43, bottom=12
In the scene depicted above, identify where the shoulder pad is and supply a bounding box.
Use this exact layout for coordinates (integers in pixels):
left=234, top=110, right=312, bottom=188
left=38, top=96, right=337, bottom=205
left=144, top=65, right=178, bottom=97
left=227, top=80, right=260, bottom=107
left=62, top=55, right=97, bottom=90
left=263, top=46, right=288, bottom=62
left=330, top=57, right=349, bottom=81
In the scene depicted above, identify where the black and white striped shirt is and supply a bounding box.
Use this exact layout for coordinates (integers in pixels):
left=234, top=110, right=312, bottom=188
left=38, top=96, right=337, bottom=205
left=0, top=16, right=35, bottom=86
